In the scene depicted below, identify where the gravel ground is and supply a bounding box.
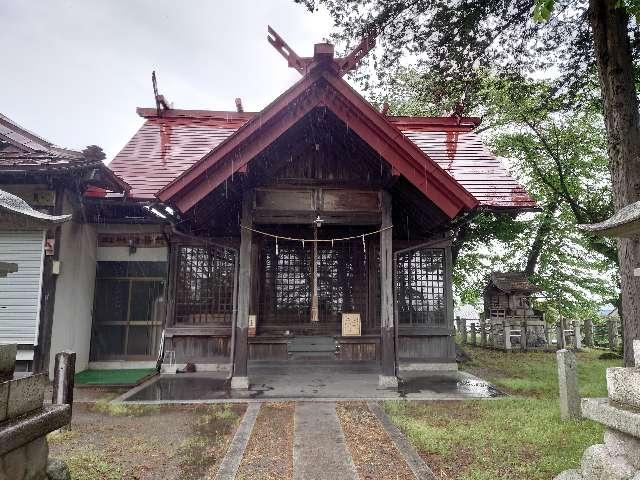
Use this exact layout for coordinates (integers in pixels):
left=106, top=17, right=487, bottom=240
left=236, top=402, right=295, bottom=480
left=336, top=402, right=415, bottom=480
left=48, top=402, right=245, bottom=480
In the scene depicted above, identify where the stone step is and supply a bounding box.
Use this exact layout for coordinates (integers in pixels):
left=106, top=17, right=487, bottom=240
left=288, top=336, right=337, bottom=353
left=288, top=352, right=336, bottom=361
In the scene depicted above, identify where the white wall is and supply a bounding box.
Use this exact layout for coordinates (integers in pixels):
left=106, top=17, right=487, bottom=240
left=49, top=198, right=97, bottom=378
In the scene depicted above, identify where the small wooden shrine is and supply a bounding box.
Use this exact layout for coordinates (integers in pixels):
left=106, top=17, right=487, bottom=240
left=483, top=272, right=546, bottom=350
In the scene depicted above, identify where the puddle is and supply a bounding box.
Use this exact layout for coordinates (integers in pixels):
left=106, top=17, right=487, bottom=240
left=398, top=376, right=503, bottom=398
left=124, top=376, right=231, bottom=401
left=122, top=375, right=275, bottom=401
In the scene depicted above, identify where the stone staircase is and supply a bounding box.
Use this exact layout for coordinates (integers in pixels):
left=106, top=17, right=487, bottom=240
left=287, top=336, right=337, bottom=361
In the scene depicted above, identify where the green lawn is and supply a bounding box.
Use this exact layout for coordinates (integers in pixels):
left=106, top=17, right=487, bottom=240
left=385, top=347, right=622, bottom=480
left=74, top=369, right=156, bottom=386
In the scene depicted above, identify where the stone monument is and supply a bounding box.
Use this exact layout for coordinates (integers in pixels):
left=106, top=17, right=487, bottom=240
left=0, top=344, right=72, bottom=480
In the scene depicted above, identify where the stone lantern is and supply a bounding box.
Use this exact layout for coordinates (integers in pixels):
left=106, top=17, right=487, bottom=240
left=553, top=202, right=640, bottom=480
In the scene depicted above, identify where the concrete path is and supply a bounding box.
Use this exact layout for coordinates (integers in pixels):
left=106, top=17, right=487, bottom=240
left=293, top=402, right=358, bottom=480
left=214, top=402, right=260, bottom=480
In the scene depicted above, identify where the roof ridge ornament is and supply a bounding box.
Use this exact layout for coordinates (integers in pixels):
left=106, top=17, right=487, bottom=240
left=267, top=26, right=376, bottom=77
left=152, top=71, right=171, bottom=117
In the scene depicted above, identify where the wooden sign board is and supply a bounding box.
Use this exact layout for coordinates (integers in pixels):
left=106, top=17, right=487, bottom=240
left=342, top=313, right=361, bottom=336
left=248, top=315, right=257, bottom=337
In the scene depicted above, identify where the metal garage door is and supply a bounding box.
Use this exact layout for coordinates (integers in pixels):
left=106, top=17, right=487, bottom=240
left=0, top=230, right=45, bottom=344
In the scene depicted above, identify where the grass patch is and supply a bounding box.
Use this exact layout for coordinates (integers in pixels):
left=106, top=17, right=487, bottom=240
left=92, top=399, right=160, bottom=417
left=74, top=369, right=156, bottom=386
left=385, top=346, right=622, bottom=479
left=176, top=404, right=243, bottom=480
left=462, top=347, right=620, bottom=398
left=64, top=446, right=122, bottom=480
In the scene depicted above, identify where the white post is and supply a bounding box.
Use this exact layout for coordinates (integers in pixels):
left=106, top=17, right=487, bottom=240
left=504, top=324, right=511, bottom=351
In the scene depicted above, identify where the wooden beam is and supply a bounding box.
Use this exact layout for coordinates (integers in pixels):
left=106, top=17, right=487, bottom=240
left=379, top=190, right=397, bottom=386
left=231, top=191, right=253, bottom=389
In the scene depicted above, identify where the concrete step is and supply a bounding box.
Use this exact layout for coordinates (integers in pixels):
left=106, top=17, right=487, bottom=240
left=288, top=336, right=337, bottom=353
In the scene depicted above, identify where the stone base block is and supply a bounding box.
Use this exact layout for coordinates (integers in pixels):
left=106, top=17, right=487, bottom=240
left=582, top=398, right=640, bottom=438
left=230, top=376, right=249, bottom=390
left=607, top=367, right=640, bottom=409
left=605, top=429, right=640, bottom=470
left=378, top=375, right=399, bottom=388
left=581, top=444, right=635, bottom=480
left=0, top=437, right=48, bottom=480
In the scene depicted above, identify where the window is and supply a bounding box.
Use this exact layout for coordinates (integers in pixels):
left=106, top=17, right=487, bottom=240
left=395, top=248, right=446, bottom=325
left=175, top=245, right=237, bottom=324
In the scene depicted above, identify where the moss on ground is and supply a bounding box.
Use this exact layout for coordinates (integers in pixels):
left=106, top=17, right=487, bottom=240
left=384, top=347, right=622, bottom=480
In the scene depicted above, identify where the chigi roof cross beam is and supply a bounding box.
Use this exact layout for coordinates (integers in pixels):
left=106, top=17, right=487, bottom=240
left=267, top=25, right=376, bottom=76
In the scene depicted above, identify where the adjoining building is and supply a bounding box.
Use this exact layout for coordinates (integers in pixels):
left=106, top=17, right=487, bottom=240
left=0, top=113, right=127, bottom=375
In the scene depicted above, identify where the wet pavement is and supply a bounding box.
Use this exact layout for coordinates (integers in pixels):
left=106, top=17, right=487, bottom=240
left=118, top=362, right=503, bottom=402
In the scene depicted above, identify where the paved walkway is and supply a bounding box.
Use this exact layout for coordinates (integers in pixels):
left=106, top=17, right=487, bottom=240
left=214, top=401, right=435, bottom=480
left=117, top=363, right=503, bottom=402
left=293, top=402, right=357, bottom=480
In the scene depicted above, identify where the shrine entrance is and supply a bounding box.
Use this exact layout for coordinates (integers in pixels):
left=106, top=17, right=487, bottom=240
left=253, top=225, right=380, bottom=337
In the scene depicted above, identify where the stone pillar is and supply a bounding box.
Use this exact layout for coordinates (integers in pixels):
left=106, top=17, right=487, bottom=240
left=554, top=340, right=640, bottom=479
left=0, top=344, right=17, bottom=382
left=608, top=319, right=618, bottom=351
left=556, top=349, right=581, bottom=420
left=521, top=320, right=528, bottom=352
left=460, top=319, right=468, bottom=345
left=583, top=318, right=594, bottom=348
left=480, top=316, right=487, bottom=347
left=469, top=323, right=477, bottom=346
left=574, top=322, right=582, bottom=350
left=557, top=320, right=566, bottom=350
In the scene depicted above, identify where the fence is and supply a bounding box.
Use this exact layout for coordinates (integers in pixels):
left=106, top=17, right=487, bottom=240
left=455, top=316, right=622, bottom=352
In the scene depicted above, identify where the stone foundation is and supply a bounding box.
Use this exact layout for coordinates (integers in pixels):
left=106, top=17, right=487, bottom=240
left=0, top=345, right=72, bottom=480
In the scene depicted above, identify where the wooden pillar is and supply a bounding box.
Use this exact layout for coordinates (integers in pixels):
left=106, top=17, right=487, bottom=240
left=232, top=192, right=253, bottom=389
left=52, top=350, right=76, bottom=414
left=379, top=191, right=397, bottom=387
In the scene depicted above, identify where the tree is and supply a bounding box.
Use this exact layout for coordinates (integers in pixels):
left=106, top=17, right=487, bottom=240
left=300, top=0, right=640, bottom=366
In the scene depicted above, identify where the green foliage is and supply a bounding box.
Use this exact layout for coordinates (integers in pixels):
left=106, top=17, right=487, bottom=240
left=92, top=399, right=160, bottom=417
left=383, top=70, right=618, bottom=318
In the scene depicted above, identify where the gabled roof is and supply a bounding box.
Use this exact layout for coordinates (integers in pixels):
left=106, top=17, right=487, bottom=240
left=109, top=108, right=536, bottom=211
left=0, top=112, right=130, bottom=193
left=107, top=39, right=535, bottom=216
left=486, top=271, right=540, bottom=294
left=154, top=69, right=478, bottom=217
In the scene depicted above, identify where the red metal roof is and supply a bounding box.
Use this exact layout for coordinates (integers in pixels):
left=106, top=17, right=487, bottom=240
left=108, top=108, right=535, bottom=210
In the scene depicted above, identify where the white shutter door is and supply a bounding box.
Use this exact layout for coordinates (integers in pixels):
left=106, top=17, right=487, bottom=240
left=0, top=230, right=45, bottom=345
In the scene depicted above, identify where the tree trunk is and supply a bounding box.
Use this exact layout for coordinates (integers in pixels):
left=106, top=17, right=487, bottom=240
left=525, top=199, right=559, bottom=276
left=590, top=0, right=640, bottom=366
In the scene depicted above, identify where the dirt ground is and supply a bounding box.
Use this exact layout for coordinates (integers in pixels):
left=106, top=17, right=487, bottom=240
left=337, top=402, right=415, bottom=480
left=48, top=401, right=245, bottom=480
left=236, top=402, right=294, bottom=480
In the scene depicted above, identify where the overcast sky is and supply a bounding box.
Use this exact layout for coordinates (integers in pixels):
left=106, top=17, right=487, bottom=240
left=0, top=1, right=335, bottom=160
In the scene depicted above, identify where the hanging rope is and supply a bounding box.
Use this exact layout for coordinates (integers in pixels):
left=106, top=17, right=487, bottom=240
left=240, top=224, right=392, bottom=243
